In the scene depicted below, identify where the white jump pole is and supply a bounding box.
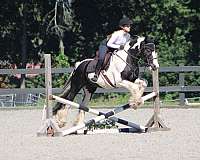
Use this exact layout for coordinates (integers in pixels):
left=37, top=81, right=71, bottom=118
left=52, top=92, right=156, bottom=132
left=52, top=92, right=156, bottom=111
left=59, top=92, right=157, bottom=136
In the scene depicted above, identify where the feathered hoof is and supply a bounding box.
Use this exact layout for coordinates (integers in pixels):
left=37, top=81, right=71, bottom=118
left=54, top=115, right=67, bottom=128
left=129, top=98, right=144, bottom=109
left=54, top=107, right=69, bottom=128
left=73, top=117, right=85, bottom=127
left=135, top=78, right=148, bottom=88
left=129, top=102, right=138, bottom=110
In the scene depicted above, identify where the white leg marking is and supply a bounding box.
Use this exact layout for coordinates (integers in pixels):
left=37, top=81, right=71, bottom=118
left=55, top=105, right=70, bottom=128
left=119, top=79, right=147, bottom=109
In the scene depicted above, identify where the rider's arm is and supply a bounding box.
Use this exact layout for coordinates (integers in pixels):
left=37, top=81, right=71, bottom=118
left=107, top=32, right=121, bottom=49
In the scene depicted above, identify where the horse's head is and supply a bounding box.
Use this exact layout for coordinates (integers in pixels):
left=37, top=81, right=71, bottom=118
left=143, top=37, right=159, bottom=71
left=125, top=36, right=159, bottom=71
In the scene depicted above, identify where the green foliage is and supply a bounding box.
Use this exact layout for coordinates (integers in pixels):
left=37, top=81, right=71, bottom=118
left=26, top=75, right=45, bottom=88
left=26, top=52, right=70, bottom=88
left=52, top=52, right=70, bottom=68
left=52, top=52, right=70, bottom=88
left=90, top=93, right=130, bottom=107
left=0, top=0, right=199, bottom=98
left=161, top=92, right=179, bottom=101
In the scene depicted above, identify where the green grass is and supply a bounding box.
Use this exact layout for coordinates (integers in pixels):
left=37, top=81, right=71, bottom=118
left=2, top=93, right=199, bottom=109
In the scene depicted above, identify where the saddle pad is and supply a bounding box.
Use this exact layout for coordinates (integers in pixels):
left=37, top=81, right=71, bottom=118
left=86, top=59, right=98, bottom=73
left=86, top=52, right=113, bottom=73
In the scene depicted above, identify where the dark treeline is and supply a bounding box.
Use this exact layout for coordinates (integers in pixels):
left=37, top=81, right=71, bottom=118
left=0, top=0, right=199, bottom=98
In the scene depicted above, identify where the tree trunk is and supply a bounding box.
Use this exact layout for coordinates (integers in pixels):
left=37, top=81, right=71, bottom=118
left=59, top=39, right=65, bottom=54
left=20, top=18, right=27, bottom=89
left=17, top=5, right=28, bottom=105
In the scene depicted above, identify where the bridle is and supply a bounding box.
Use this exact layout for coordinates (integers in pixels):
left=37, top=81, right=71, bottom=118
left=112, top=41, right=157, bottom=79
left=113, top=42, right=155, bottom=70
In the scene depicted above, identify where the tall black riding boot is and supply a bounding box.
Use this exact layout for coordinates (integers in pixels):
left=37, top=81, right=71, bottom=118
left=91, top=59, right=103, bottom=82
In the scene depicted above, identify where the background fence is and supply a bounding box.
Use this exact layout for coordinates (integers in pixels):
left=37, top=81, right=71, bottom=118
left=0, top=66, right=200, bottom=107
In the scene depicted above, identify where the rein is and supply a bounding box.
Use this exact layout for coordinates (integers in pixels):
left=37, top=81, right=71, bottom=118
left=113, top=47, right=151, bottom=71
left=112, top=49, right=140, bottom=78
left=112, top=50, right=134, bottom=70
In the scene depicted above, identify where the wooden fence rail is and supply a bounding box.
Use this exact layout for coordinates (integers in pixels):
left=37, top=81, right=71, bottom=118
left=0, top=66, right=200, bottom=105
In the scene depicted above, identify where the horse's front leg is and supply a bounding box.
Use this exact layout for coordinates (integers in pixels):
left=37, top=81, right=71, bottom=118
left=74, top=87, right=92, bottom=125
left=118, top=79, right=147, bottom=109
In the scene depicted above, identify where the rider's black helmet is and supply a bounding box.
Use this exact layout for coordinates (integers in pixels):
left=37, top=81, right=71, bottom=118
left=119, top=17, right=133, bottom=27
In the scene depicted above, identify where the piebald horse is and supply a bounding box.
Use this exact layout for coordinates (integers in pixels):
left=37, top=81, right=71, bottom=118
left=53, top=36, right=159, bottom=127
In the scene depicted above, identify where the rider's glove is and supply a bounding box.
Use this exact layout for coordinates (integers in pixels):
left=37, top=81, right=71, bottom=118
left=119, top=45, right=124, bottom=50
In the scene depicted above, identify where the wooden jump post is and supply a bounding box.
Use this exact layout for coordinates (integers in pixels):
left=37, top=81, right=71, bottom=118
left=145, top=69, right=170, bottom=131
left=37, top=54, right=62, bottom=136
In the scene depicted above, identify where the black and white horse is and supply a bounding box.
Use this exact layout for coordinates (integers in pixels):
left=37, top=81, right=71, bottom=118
left=53, top=36, right=159, bottom=127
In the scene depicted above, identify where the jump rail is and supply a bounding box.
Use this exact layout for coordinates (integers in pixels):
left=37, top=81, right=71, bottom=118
left=37, top=54, right=169, bottom=137
left=51, top=92, right=157, bottom=134
left=52, top=92, right=157, bottom=136
left=51, top=95, right=146, bottom=132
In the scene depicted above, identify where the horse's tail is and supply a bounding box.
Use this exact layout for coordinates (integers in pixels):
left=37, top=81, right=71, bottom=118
left=53, top=59, right=92, bottom=115
left=62, top=68, right=75, bottom=93
left=53, top=68, right=76, bottom=115
left=61, top=60, right=83, bottom=93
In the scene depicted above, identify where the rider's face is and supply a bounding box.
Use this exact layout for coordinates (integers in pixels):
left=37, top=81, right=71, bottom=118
left=122, top=25, right=131, bottom=32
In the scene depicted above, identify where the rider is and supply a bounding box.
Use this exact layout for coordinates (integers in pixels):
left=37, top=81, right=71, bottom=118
left=91, top=17, right=133, bottom=82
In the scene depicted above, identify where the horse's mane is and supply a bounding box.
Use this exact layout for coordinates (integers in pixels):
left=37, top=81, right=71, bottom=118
left=124, top=36, right=145, bottom=51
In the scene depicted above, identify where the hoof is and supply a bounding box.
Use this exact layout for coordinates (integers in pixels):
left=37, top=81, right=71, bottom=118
left=54, top=115, right=66, bottom=128
left=129, top=97, right=144, bottom=109
left=137, top=98, right=144, bottom=106
left=58, top=122, right=66, bottom=128
left=129, top=101, right=138, bottom=110
left=54, top=106, right=69, bottom=128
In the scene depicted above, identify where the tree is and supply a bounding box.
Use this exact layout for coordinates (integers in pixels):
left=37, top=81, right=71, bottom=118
left=0, top=0, right=199, bottom=96
left=45, top=0, right=74, bottom=55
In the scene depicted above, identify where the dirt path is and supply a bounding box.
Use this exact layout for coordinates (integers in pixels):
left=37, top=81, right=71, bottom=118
left=0, top=108, right=200, bottom=160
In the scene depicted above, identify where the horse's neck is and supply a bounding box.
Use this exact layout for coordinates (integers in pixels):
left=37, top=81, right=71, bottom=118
left=110, top=50, right=127, bottom=68
left=114, top=50, right=128, bottom=61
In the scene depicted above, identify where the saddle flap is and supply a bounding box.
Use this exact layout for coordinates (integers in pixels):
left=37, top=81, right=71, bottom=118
left=86, top=59, right=98, bottom=73
left=86, top=52, right=112, bottom=73
left=102, top=52, right=112, bottom=70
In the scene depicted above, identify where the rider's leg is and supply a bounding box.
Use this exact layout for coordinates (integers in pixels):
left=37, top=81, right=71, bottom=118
left=91, top=44, right=107, bottom=82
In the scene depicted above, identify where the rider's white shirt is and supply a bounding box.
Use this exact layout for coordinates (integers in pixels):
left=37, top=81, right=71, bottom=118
left=107, top=30, right=130, bottom=49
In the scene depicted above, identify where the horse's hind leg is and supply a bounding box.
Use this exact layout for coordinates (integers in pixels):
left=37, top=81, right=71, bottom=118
left=53, top=78, right=82, bottom=127
left=53, top=77, right=73, bottom=115
left=54, top=90, right=78, bottom=128
left=74, top=87, right=92, bottom=125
